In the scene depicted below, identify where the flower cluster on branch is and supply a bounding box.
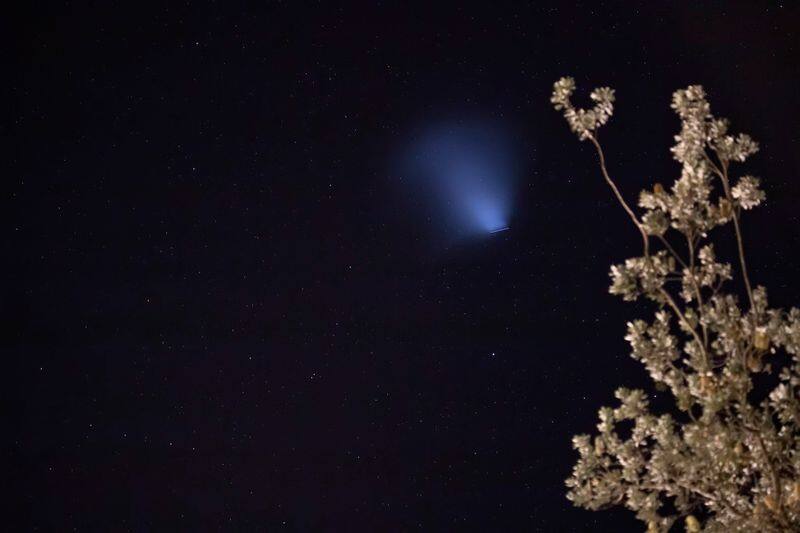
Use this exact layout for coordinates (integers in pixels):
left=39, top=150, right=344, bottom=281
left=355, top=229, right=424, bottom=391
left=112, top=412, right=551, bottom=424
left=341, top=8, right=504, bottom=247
left=552, top=77, right=800, bottom=532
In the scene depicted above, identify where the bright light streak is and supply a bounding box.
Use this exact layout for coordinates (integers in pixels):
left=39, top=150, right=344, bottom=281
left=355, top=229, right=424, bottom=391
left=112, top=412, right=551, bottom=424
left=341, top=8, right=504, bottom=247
left=399, top=119, right=518, bottom=241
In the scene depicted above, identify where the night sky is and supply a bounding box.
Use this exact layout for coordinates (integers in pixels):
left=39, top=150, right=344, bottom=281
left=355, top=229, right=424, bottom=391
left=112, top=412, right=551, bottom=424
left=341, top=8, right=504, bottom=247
left=10, top=2, right=800, bottom=531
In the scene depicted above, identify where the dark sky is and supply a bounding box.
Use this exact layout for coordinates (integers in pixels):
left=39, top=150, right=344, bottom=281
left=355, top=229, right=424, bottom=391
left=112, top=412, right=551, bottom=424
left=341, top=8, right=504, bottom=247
left=9, top=2, right=800, bottom=531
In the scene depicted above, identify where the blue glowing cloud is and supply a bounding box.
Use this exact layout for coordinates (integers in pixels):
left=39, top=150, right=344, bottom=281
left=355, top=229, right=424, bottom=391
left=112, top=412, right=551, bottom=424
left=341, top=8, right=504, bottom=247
left=400, top=120, right=518, bottom=241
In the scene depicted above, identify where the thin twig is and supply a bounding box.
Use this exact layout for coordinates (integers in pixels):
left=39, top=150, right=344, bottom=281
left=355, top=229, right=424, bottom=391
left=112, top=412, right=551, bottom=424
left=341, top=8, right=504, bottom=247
left=657, top=235, right=688, bottom=270
left=718, top=159, right=755, bottom=311
left=687, top=232, right=709, bottom=349
left=589, top=135, right=649, bottom=256
left=587, top=133, right=708, bottom=366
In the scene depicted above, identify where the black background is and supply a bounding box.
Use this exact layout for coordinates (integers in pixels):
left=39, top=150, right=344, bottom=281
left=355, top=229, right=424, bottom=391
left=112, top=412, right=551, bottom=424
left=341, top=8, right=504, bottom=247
left=10, top=2, right=800, bottom=530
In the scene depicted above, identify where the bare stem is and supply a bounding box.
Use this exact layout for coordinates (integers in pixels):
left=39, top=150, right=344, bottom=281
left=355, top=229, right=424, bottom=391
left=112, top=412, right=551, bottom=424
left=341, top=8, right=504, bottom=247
left=719, top=161, right=755, bottom=310
left=659, top=287, right=709, bottom=368
left=657, top=235, right=688, bottom=269
left=702, top=150, right=725, bottom=179
left=589, top=135, right=649, bottom=256
left=687, top=232, right=709, bottom=349
left=587, top=133, right=708, bottom=365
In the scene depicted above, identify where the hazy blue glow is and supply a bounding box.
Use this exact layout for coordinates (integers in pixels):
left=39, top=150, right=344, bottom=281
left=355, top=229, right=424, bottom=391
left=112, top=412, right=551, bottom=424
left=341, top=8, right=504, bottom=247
left=401, top=120, right=518, bottom=240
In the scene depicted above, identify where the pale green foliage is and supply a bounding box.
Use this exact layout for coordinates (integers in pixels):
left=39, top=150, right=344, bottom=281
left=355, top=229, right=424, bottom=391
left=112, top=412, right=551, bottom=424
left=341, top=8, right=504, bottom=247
left=550, top=77, right=615, bottom=140
left=552, top=77, right=800, bottom=532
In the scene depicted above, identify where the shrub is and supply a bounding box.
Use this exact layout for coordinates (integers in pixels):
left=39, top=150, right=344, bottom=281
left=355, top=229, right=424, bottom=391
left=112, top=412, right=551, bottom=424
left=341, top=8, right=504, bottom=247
left=552, top=77, right=800, bottom=532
